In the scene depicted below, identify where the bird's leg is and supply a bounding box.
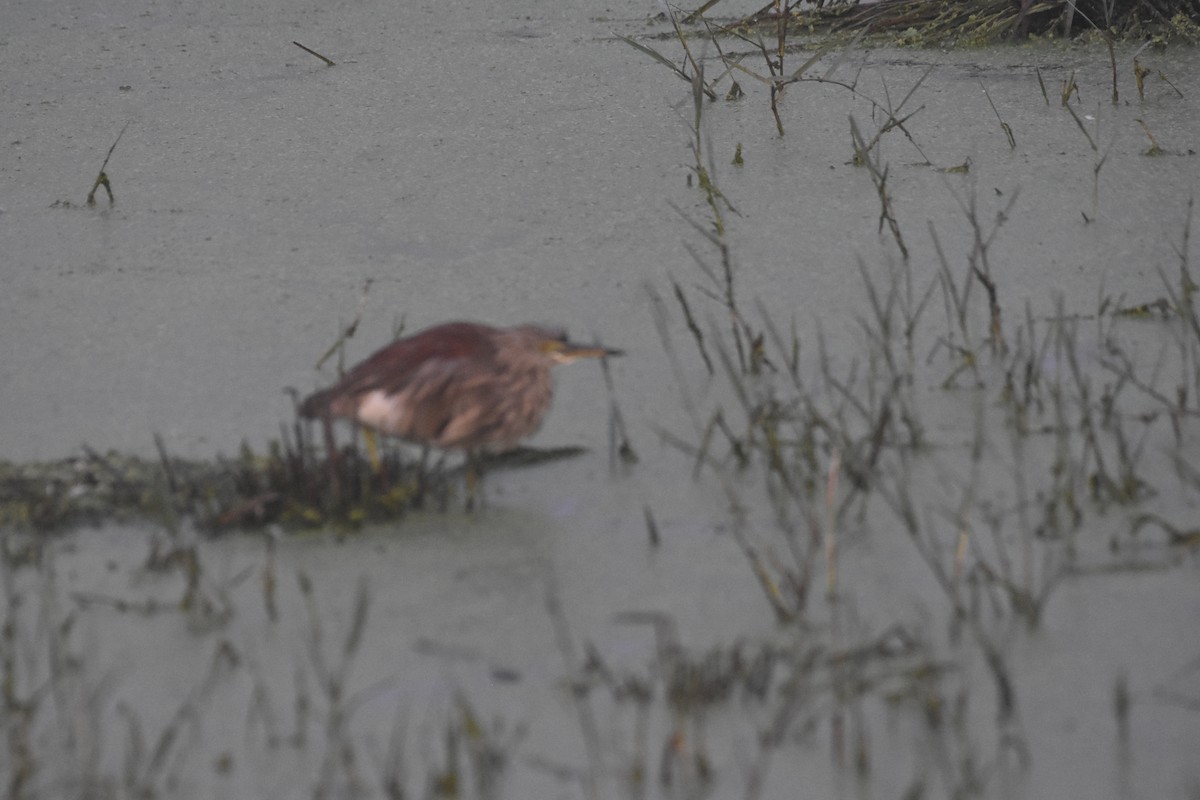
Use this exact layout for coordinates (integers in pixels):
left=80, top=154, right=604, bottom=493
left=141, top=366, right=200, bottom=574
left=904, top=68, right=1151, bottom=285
left=362, top=428, right=383, bottom=474
left=414, top=445, right=431, bottom=507
left=320, top=415, right=342, bottom=508
left=465, top=450, right=483, bottom=511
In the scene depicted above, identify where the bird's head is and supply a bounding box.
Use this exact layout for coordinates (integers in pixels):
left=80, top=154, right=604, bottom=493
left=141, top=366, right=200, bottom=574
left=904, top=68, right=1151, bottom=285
left=514, top=326, right=623, bottom=365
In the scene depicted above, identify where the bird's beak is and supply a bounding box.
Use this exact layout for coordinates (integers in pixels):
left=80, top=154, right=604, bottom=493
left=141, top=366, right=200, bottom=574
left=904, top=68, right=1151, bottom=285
left=548, top=340, right=624, bottom=363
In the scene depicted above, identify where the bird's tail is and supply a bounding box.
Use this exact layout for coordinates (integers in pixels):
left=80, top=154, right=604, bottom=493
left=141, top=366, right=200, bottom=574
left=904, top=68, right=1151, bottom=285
left=297, top=387, right=335, bottom=418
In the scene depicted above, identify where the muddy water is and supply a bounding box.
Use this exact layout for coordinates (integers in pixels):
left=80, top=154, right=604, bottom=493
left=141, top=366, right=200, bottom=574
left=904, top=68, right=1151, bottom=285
left=3, top=0, right=1200, bottom=797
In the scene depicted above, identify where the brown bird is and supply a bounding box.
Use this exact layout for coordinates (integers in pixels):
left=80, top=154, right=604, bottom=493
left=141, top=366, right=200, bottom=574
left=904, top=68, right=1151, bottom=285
left=299, top=321, right=621, bottom=486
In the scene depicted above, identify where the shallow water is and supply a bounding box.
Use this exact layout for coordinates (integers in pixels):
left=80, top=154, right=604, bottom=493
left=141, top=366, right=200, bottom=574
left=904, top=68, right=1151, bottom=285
left=3, top=0, right=1200, bottom=798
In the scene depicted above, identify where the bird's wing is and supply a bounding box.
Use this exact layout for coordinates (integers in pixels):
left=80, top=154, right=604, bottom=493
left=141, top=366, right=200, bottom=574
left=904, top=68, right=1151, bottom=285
left=299, top=323, right=498, bottom=418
